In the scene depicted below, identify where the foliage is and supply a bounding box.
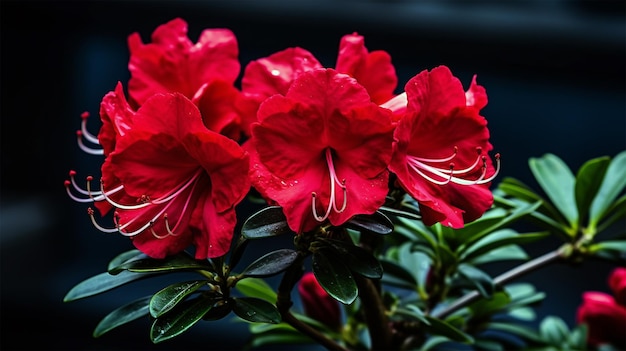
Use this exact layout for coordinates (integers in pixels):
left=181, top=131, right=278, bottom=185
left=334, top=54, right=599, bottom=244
left=65, top=151, right=626, bottom=350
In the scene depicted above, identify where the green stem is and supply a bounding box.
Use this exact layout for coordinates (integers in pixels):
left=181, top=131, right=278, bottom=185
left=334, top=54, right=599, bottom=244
left=432, top=247, right=565, bottom=320
left=276, top=252, right=348, bottom=351
left=354, top=275, right=392, bottom=350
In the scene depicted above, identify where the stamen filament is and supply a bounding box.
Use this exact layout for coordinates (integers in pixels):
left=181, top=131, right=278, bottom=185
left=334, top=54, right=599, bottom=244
left=406, top=148, right=501, bottom=186
left=312, top=149, right=347, bottom=222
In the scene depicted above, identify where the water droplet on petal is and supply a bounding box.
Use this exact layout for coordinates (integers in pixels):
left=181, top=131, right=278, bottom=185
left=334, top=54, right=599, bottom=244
left=271, top=69, right=280, bottom=76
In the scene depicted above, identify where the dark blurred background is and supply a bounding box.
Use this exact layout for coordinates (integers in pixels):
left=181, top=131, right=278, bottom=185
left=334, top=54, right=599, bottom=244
left=1, top=1, right=624, bottom=350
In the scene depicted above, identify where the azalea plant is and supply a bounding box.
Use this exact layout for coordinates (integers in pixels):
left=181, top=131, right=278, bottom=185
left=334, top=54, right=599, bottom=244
left=63, top=18, right=626, bottom=351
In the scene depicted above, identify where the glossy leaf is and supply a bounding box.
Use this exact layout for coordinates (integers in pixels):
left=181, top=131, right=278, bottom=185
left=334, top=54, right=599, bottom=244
left=529, top=153, right=578, bottom=227
left=459, top=201, right=542, bottom=250
left=320, top=238, right=383, bottom=279
left=487, top=322, right=543, bottom=343
left=108, top=252, right=212, bottom=275
left=202, top=299, right=232, bottom=321
left=595, top=195, right=626, bottom=233
left=107, top=249, right=147, bottom=271
left=588, top=240, right=626, bottom=262
left=150, top=295, right=216, bottom=343
left=312, top=249, right=358, bottom=305
left=457, top=263, right=495, bottom=298
left=379, top=258, right=418, bottom=290
left=241, top=206, right=292, bottom=239
left=344, top=211, right=394, bottom=235
left=93, top=295, right=151, bottom=337
left=460, top=229, right=549, bottom=262
left=396, top=217, right=438, bottom=250
left=575, top=156, right=610, bottom=226
left=470, top=245, right=529, bottom=265
left=419, top=336, right=452, bottom=351
left=394, top=305, right=430, bottom=325
left=150, top=280, right=207, bottom=318
left=233, top=297, right=281, bottom=323
left=240, top=249, right=298, bottom=278
left=400, top=243, right=431, bottom=292
left=424, top=316, right=474, bottom=343
left=497, top=177, right=563, bottom=222
left=589, top=151, right=626, bottom=227
left=235, top=277, right=277, bottom=302
left=64, top=270, right=159, bottom=302
left=468, top=291, right=510, bottom=321
left=540, top=315, right=570, bottom=346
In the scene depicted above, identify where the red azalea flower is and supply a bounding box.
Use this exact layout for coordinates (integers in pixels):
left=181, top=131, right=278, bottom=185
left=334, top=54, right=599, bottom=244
left=388, top=65, right=499, bottom=228
left=239, top=33, right=397, bottom=136
left=248, top=68, right=395, bottom=233
left=127, top=18, right=243, bottom=138
left=298, top=272, right=341, bottom=330
left=577, top=291, right=626, bottom=348
left=67, top=92, right=249, bottom=259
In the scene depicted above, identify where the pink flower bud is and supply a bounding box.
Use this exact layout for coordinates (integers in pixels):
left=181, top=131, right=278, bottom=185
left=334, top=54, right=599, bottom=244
left=576, top=291, right=626, bottom=348
left=298, top=272, right=341, bottom=330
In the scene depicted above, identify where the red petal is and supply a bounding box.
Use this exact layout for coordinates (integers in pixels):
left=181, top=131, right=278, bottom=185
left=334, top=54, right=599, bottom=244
left=127, top=18, right=239, bottom=106
left=336, top=33, right=397, bottom=104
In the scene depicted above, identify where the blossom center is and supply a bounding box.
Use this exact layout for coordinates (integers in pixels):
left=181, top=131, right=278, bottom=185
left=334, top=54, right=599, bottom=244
left=406, top=146, right=500, bottom=186
left=311, top=148, right=347, bottom=222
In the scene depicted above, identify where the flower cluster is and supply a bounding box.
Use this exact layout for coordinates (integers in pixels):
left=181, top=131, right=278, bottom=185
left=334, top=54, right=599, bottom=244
left=65, top=18, right=499, bottom=259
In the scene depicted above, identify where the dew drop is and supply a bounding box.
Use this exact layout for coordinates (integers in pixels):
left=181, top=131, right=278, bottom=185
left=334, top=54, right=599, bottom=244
left=271, top=69, right=280, bottom=76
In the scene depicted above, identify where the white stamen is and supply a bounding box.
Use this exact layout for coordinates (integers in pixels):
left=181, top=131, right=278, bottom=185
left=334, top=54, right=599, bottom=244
left=407, top=147, right=500, bottom=186
left=312, top=149, right=347, bottom=222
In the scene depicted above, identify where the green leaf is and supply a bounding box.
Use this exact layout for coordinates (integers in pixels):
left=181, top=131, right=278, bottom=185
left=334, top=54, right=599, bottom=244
left=64, top=270, right=159, bottom=302
left=344, top=211, right=394, bottom=235
left=497, top=177, right=564, bottom=223
left=419, top=335, right=451, bottom=351
left=460, top=230, right=549, bottom=262
left=108, top=251, right=212, bottom=275
left=589, top=151, right=626, bottom=228
left=595, top=195, right=626, bottom=233
left=93, top=295, right=151, bottom=337
left=379, top=258, right=418, bottom=290
left=588, top=240, right=626, bottom=262
left=507, top=307, right=536, bottom=321
left=394, top=305, right=430, bottom=325
left=400, top=242, right=431, bottom=291
left=150, top=294, right=216, bottom=343
left=529, top=153, right=578, bottom=227
left=235, top=277, right=277, bottom=302
left=107, top=249, right=146, bottom=271
left=247, top=328, right=313, bottom=349
left=486, top=322, right=543, bottom=343
left=233, top=297, right=281, bottom=323
left=568, top=324, right=588, bottom=349
left=470, top=245, right=529, bottom=265
left=150, top=280, right=207, bottom=318
left=457, top=263, right=495, bottom=298
left=459, top=201, right=543, bottom=250
left=575, top=156, right=610, bottom=226
left=312, top=249, right=358, bottom=304
left=540, top=315, right=570, bottom=346
left=320, top=238, right=383, bottom=279
left=201, top=299, right=232, bottom=321
left=396, top=217, right=438, bottom=250
left=240, top=249, right=298, bottom=278
left=469, top=291, right=511, bottom=320
left=241, top=206, right=293, bottom=239
left=424, top=316, right=474, bottom=343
